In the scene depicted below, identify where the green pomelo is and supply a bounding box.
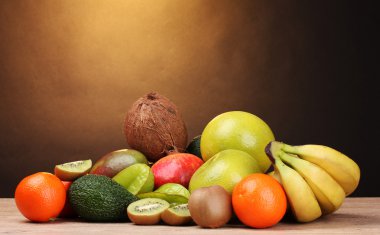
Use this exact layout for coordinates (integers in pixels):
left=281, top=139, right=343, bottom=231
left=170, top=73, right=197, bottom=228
left=201, top=111, right=275, bottom=172
left=189, top=149, right=261, bottom=193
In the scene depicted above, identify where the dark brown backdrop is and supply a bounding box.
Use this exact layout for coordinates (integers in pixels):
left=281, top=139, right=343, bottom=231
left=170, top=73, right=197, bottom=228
left=0, top=0, right=376, bottom=197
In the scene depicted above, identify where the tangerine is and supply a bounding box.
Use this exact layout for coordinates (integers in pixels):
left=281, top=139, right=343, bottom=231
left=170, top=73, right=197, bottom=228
left=232, top=173, right=287, bottom=228
left=15, top=172, right=66, bottom=222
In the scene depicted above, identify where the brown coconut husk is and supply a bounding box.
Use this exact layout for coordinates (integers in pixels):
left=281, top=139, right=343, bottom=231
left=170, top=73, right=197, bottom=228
left=124, top=92, right=188, bottom=162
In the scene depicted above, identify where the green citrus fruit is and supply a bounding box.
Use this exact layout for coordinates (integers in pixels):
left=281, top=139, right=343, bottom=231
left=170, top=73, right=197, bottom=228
left=189, top=149, right=261, bottom=193
left=201, top=111, right=275, bottom=172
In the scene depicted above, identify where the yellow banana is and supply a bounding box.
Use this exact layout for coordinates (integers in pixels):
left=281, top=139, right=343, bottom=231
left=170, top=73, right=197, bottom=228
left=279, top=152, right=346, bottom=214
left=282, top=144, right=360, bottom=195
left=268, top=153, right=299, bottom=184
left=268, top=170, right=282, bottom=184
left=269, top=153, right=322, bottom=222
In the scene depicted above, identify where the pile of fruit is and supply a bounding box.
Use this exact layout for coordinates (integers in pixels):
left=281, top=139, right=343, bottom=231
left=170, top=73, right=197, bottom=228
left=14, top=92, right=360, bottom=229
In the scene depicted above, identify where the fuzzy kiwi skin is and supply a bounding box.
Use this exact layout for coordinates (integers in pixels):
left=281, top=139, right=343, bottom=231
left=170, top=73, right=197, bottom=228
left=128, top=213, right=162, bottom=225
left=188, top=185, right=232, bottom=228
left=161, top=204, right=192, bottom=226
left=127, top=198, right=169, bottom=225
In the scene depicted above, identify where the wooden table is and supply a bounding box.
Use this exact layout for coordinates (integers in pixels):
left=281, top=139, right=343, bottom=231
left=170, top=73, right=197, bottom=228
left=1, top=198, right=379, bottom=234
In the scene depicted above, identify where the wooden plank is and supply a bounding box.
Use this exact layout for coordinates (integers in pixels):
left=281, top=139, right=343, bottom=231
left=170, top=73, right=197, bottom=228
left=0, top=198, right=379, bottom=234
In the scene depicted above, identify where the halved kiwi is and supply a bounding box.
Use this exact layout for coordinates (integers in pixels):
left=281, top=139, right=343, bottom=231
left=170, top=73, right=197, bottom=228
left=161, top=204, right=192, bottom=226
left=54, top=159, right=92, bottom=181
left=127, top=198, right=170, bottom=225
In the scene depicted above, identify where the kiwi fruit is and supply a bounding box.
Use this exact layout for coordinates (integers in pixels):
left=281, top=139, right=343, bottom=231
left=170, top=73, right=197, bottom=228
left=188, top=185, right=232, bottom=228
left=161, top=204, right=192, bottom=226
left=54, top=159, right=92, bottom=181
left=127, top=198, right=170, bottom=225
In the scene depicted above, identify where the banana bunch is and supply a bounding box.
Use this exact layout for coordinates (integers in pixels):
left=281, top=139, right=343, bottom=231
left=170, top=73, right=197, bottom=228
left=266, top=141, right=360, bottom=222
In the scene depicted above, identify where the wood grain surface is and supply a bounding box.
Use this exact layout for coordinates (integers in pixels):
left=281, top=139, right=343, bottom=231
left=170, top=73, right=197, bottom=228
left=0, top=197, right=379, bottom=234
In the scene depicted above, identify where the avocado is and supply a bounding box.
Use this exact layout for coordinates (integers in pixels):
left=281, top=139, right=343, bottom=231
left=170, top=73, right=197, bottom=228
left=186, top=135, right=202, bottom=159
left=69, top=174, right=138, bottom=221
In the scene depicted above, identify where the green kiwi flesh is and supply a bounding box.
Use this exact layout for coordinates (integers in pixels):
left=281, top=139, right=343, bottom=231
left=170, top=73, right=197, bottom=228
left=54, top=159, right=92, bottom=181
left=161, top=204, right=192, bottom=226
left=127, top=198, right=170, bottom=225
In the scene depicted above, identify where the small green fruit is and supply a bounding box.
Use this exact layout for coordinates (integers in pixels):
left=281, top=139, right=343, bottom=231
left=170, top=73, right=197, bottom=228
left=112, top=163, right=154, bottom=195
left=138, top=183, right=190, bottom=204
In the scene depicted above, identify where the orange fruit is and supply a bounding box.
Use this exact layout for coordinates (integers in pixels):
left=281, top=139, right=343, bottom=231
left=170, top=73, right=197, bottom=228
left=232, top=173, right=287, bottom=228
left=15, top=172, right=66, bottom=222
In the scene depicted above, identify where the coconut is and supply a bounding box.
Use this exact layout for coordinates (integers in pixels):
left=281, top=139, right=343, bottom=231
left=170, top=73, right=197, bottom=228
left=124, top=92, right=188, bottom=162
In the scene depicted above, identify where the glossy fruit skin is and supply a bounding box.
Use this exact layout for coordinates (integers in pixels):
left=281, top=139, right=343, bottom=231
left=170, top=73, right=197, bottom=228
left=201, top=111, right=275, bottom=172
left=15, top=172, right=66, bottom=222
left=58, top=181, right=76, bottom=218
left=232, top=173, right=287, bottom=228
left=189, top=149, right=261, bottom=194
left=151, top=153, right=203, bottom=188
left=112, top=163, right=154, bottom=195
left=188, top=185, right=232, bottom=228
left=90, top=149, right=148, bottom=178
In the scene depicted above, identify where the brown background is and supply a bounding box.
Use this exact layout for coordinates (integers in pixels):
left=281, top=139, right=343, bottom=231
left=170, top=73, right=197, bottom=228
left=0, top=0, right=376, bottom=197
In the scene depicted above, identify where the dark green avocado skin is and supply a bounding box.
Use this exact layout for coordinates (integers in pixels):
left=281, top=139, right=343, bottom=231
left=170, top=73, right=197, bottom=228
left=69, top=174, right=138, bottom=222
